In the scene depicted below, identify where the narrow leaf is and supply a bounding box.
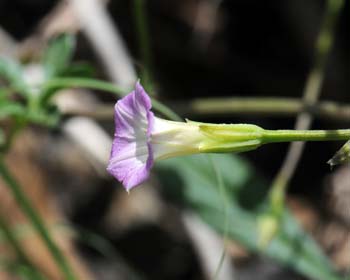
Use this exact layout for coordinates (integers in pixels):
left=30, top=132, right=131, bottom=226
left=156, top=154, right=342, bottom=280
left=43, top=34, right=75, bottom=79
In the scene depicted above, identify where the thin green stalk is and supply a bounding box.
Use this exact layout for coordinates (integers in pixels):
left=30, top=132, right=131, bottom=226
left=1, top=119, right=26, bottom=153
left=41, top=77, right=182, bottom=121
left=41, top=77, right=129, bottom=104
left=151, top=99, right=182, bottom=121
left=263, top=129, right=350, bottom=143
left=0, top=216, right=44, bottom=280
left=0, top=216, right=28, bottom=263
left=0, top=160, right=76, bottom=280
left=209, top=155, right=229, bottom=280
left=133, top=0, right=155, bottom=94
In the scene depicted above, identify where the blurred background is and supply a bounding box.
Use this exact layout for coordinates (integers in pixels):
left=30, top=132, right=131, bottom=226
left=0, top=0, right=349, bottom=279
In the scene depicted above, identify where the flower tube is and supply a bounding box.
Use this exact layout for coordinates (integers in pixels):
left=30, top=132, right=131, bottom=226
left=108, top=84, right=197, bottom=190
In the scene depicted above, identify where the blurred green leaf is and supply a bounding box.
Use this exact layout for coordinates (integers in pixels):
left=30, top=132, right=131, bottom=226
left=0, top=258, right=45, bottom=280
left=0, top=102, right=26, bottom=119
left=43, top=34, right=75, bottom=79
left=0, top=58, right=28, bottom=96
left=156, top=154, right=343, bottom=280
left=16, top=265, right=46, bottom=280
left=60, top=62, right=95, bottom=78
left=0, top=100, right=59, bottom=127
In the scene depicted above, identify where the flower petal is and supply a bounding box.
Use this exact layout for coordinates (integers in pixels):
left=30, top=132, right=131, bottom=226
left=107, top=82, right=154, bottom=191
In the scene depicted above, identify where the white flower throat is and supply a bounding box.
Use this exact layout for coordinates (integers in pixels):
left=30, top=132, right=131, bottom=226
left=150, top=117, right=203, bottom=160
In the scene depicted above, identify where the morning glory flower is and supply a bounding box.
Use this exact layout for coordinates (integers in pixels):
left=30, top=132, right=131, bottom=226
left=107, top=82, right=204, bottom=191
left=107, top=82, right=265, bottom=191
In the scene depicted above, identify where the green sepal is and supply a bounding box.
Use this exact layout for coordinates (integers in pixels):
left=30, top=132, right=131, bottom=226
left=198, top=123, right=264, bottom=153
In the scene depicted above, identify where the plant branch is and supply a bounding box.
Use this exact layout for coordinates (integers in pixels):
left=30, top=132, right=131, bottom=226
left=265, top=0, right=345, bottom=241
left=57, top=97, right=350, bottom=123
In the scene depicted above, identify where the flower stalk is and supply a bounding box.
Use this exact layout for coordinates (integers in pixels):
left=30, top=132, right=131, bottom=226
left=262, top=129, right=350, bottom=143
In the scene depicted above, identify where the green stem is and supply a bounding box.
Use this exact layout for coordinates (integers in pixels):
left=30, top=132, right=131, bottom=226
left=41, top=77, right=182, bottom=121
left=0, top=216, right=27, bottom=263
left=151, top=99, right=182, bottom=121
left=0, top=160, right=76, bottom=280
left=263, top=129, right=350, bottom=143
left=209, top=156, right=229, bottom=280
left=41, top=77, right=129, bottom=103
left=0, top=217, right=44, bottom=280
left=1, top=119, right=27, bottom=153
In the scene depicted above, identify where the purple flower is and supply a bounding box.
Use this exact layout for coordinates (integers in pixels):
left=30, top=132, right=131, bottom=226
left=107, top=83, right=154, bottom=191
left=107, top=83, right=264, bottom=191
left=107, top=83, right=203, bottom=191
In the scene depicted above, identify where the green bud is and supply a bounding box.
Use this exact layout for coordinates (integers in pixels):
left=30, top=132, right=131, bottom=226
left=258, top=213, right=279, bottom=249
left=327, top=140, right=350, bottom=167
